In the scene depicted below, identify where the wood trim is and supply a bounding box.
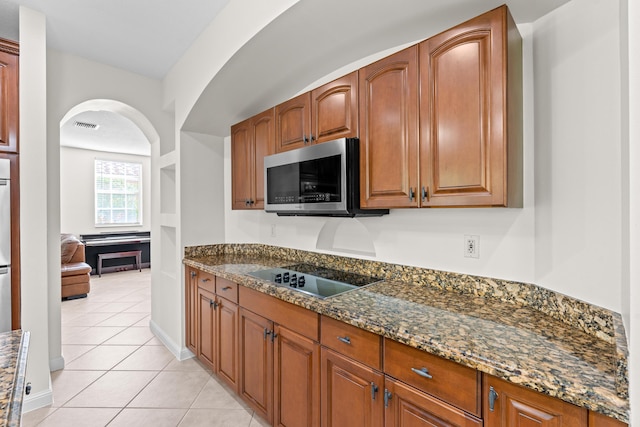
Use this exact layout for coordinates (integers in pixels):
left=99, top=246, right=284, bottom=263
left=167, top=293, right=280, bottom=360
left=0, top=38, right=19, bottom=56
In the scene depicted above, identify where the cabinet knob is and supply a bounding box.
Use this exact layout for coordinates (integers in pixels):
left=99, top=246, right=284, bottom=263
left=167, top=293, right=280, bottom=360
left=303, top=135, right=310, bottom=144
left=310, top=134, right=316, bottom=143
left=222, top=286, right=232, bottom=291
left=421, top=186, right=429, bottom=201
left=264, top=328, right=272, bottom=340
left=201, top=278, right=211, bottom=283
left=409, top=187, right=415, bottom=201
left=190, top=271, right=196, bottom=278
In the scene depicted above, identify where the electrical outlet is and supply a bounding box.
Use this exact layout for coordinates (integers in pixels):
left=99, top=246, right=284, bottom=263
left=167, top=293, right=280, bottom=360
left=271, top=224, right=277, bottom=238
left=464, top=235, right=479, bottom=258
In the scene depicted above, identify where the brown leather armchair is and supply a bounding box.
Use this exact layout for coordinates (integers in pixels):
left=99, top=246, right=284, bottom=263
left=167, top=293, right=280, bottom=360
left=61, top=234, right=91, bottom=299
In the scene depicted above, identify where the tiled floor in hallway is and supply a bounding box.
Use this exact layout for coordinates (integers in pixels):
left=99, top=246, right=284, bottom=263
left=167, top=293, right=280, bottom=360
left=22, top=269, right=268, bottom=427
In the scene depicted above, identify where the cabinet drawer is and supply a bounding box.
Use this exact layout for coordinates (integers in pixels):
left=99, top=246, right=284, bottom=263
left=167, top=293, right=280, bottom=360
left=384, top=338, right=481, bottom=416
left=216, top=277, right=238, bottom=303
left=197, top=270, right=216, bottom=294
left=321, top=316, right=382, bottom=370
left=239, top=286, right=319, bottom=340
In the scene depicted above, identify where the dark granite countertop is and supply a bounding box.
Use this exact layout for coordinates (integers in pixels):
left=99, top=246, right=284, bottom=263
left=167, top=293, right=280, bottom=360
left=0, top=330, right=30, bottom=427
left=183, top=244, right=629, bottom=423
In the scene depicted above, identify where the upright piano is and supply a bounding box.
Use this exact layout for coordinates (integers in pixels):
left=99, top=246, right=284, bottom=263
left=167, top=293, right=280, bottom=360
left=80, top=231, right=151, bottom=275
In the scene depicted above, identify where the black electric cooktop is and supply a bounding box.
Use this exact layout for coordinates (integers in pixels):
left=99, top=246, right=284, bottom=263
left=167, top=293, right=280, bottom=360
left=248, top=263, right=380, bottom=299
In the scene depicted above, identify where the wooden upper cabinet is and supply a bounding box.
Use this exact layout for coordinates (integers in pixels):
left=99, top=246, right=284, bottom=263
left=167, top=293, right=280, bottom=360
left=311, top=71, right=358, bottom=144
left=275, top=72, right=359, bottom=153
left=483, top=374, right=587, bottom=427
left=419, top=5, right=522, bottom=207
left=359, top=46, right=419, bottom=209
left=275, top=93, right=311, bottom=152
left=0, top=39, right=19, bottom=154
left=231, top=108, right=274, bottom=210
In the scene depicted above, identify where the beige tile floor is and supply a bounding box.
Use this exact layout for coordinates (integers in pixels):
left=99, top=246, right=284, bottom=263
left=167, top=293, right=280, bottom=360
left=22, top=269, right=269, bottom=427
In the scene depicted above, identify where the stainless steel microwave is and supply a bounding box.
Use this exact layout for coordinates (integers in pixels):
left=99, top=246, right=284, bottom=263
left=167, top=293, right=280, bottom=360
left=264, top=138, right=388, bottom=217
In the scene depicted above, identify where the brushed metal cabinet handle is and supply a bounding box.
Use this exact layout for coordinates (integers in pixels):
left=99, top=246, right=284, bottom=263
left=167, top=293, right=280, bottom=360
left=411, top=367, right=433, bottom=379
left=337, top=336, right=351, bottom=345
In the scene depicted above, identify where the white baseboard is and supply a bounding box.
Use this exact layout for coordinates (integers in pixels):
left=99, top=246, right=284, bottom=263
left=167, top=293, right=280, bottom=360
left=49, top=356, right=65, bottom=372
left=22, top=376, right=53, bottom=413
left=149, top=319, right=194, bottom=361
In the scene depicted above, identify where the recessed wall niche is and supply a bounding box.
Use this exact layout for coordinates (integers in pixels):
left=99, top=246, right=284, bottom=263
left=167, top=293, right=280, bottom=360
left=315, top=218, right=376, bottom=257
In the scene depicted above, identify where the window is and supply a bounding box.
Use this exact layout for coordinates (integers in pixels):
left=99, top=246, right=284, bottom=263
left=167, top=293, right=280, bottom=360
left=95, top=159, right=142, bottom=226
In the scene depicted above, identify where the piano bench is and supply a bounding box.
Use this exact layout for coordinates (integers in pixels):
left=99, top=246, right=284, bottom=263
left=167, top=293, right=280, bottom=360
left=97, top=250, right=142, bottom=277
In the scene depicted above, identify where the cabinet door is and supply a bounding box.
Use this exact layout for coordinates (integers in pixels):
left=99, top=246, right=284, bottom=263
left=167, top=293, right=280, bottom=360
left=420, top=6, right=521, bottom=207
left=321, top=348, right=384, bottom=427
left=384, top=377, right=481, bottom=427
left=588, top=412, right=627, bottom=427
left=276, top=92, right=311, bottom=152
left=231, top=118, right=254, bottom=209
left=217, top=297, right=239, bottom=392
left=483, top=375, right=587, bottom=427
left=359, top=46, right=419, bottom=209
left=312, top=71, right=358, bottom=144
left=185, top=268, right=198, bottom=354
left=274, top=325, right=320, bottom=427
left=252, top=108, right=275, bottom=209
left=197, top=288, right=216, bottom=371
left=239, top=308, right=274, bottom=423
left=231, top=109, right=275, bottom=210
left=0, top=43, right=19, bottom=153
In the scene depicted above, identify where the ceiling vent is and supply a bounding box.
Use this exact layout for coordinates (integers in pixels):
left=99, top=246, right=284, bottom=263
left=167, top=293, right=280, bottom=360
left=74, top=121, right=99, bottom=130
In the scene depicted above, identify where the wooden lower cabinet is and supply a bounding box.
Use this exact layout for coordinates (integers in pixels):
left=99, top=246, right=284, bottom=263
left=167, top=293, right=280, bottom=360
left=239, top=307, right=321, bottom=426
left=274, top=325, right=320, bottom=427
left=185, top=268, right=198, bottom=354
left=589, top=411, right=628, bottom=427
left=186, top=270, right=622, bottom=427
left=197, top=288, right=216, bottom=371
left=483, top=374, right=587, bottom=427
left=240, top=308, right=274, bottom=422
left=321, top=348, right=384, bottom=427
left=384, top=377, right=481, bottom=427
left=185, top=269, right=239, bottom=390
left=216, top=296, right=239, bottom=391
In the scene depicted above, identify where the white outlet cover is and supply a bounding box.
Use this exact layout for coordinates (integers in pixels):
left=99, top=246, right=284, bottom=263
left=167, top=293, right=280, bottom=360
left=464, top=235, right=479, bottom=259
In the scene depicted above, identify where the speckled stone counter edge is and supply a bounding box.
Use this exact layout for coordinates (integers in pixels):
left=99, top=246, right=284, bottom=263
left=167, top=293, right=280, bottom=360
left=0, top=330, right=30, bottom=427
left=184, top=243, right=629, bottom=402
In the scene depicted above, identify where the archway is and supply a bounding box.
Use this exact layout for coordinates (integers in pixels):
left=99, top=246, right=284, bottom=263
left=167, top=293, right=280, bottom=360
left=54, top=99, right=160, bottom=370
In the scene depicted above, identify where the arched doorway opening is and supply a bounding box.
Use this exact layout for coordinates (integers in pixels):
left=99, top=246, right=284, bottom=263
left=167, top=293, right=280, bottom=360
left=55, top=99, right=160, bottom=369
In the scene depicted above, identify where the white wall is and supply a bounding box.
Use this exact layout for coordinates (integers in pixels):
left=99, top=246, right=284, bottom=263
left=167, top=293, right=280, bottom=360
left=623, top=0, right=639, bottom=420
left=60, top=146, right=151, bottom=237
left=19, top=6, right=54, bottom=410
